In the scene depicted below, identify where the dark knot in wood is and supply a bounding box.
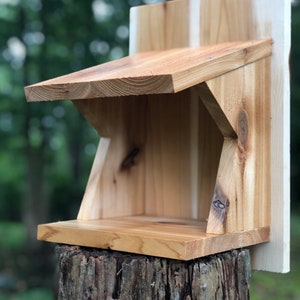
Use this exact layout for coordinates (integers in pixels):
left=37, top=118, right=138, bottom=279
left=211, top=183, right=229, bottom=229
left=120, top=147, right=140, bottom=171
left=237, top=109, right=248, bottom=148
left=213, top=199, right=226, bottom=210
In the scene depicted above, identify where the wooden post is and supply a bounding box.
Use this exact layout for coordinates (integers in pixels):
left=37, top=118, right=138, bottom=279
left=56, top=245, right=251, bottom=300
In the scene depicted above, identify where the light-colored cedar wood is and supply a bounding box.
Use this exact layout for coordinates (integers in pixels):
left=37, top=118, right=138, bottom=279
left=205, top=59, right=271, bottom=234
left=194, top=83, right=236, bottom=138
left=26, top=39, right=270, bottom=224
left=192, top=58, right=270, bottom=235
left=194, top=91, right=223, bottom=221
left=24, top=40, right=272, bottom=101
left=144, top=90, right=222, bottom=219
left=74, top=89, right=223, bottom=221
left=130, top=0, right=190, bottom=53
left=28, top=41, right=270, bottom=226
left=74, top=97, right=147, bottom=219
left=77, top=137, right=110, bottom=220
left=129, top=0, right=290, bottom=273
left=38, top=216, right=269, bottom=260
left=199, top=0, right=255, bottom=45
left=37, top=58, right=271, bottom=256
left=144, top=91, right=196, bottom=218
left=206, top=139, right=236, bottom=234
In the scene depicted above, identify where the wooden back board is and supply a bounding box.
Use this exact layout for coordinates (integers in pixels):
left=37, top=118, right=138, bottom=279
left=130, top=0, right=290, bottom=273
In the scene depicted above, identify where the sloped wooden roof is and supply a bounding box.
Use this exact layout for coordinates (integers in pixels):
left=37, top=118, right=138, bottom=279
left=25, top=39, right=271, bottom=101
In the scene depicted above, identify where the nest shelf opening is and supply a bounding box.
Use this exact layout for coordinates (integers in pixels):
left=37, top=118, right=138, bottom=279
left=25, top=40, right=272, bottom=260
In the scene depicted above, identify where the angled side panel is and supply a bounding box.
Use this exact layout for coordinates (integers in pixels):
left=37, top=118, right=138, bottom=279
left=205, top=59, right=271, bottom=235
left=74, top=97, right=147, bottom=219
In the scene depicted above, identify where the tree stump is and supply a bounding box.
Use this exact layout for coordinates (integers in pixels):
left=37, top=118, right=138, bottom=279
left=55, top=245, right=251, bottom=299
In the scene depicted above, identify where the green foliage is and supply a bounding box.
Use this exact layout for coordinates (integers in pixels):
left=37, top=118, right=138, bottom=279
left=0, top=288, right=53, bottom=300
left=250, top=215, right=300, bottom=299
left=0, top=0, right=145, bottom=224
left=0, top=0, right=146, bottom=296
left=0, top=222, right=25, bottom=250
left=291, top=2, right=300, bottom=210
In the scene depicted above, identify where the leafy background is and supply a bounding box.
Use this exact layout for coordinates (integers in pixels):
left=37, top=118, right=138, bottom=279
left=0, top=0, right=299, bottom=299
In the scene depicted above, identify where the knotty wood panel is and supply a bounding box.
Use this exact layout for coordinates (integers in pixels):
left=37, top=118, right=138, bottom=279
left=75, top=97, right=147, bottom=219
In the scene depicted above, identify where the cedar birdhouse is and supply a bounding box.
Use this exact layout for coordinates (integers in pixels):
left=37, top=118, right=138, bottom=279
left=24, top=0, right=290, bottom=273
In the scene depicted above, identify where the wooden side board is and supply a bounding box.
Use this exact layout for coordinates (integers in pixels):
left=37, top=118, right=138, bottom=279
left=205, top=59, right=271, bottom=234
left=75, top=96, right=147, bottom=219
left=129, top=0, right=290, bottom=273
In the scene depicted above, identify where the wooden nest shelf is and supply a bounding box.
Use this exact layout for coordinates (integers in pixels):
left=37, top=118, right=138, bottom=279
left=25, top=39, right=272, bottom=260
left=38, top=216, right=269, bottom=260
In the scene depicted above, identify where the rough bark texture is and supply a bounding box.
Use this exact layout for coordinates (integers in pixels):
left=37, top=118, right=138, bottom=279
left=55, top=245, right=251, bottom=299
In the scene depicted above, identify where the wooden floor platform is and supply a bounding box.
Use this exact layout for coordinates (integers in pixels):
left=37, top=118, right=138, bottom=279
left=38, top=216, right=270, bottom=260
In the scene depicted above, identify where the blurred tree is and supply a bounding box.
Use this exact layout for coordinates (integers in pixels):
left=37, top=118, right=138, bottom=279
left=0, top=0, right=153, bottom=251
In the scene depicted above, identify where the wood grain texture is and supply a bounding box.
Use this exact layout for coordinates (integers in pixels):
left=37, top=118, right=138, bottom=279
left=24, top=40, right=271, bottom=101
left=74, top=96, right=147, bottom=219
left=200, top=59, right=271, bottom=235
left=130, top=0, right=290, bottom=273
left=77, top=137, right=111, bottom=220
left=56, top=245, right=251, bottom=300
left=215, top=59, right=270, bottom=230
left=38, top=216, right=269, bottom=260
left=130, top=0, right=190, bottom=53
left=206, top=139, right=235, bottom=234
left=144, top=91, right=196, bottom=218
left=74, top=89, right=223, bottom=222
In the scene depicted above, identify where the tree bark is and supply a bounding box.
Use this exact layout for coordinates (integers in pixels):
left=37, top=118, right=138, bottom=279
left=55, top=245, right=251, bottom=300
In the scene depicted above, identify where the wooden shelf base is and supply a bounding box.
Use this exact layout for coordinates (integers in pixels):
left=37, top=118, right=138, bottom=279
left=38, top=216, right=270, bottom=260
